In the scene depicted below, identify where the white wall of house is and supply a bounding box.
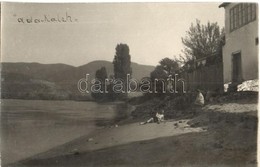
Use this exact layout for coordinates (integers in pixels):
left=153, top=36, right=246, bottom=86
left=222, top=3, right=258, bottom=83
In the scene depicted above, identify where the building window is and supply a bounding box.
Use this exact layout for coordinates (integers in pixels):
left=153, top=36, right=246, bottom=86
left=230, top=3, right=257, bottom=32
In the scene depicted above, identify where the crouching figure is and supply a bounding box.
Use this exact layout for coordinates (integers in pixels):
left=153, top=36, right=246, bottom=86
left=140, top=110, right=165, bottom=125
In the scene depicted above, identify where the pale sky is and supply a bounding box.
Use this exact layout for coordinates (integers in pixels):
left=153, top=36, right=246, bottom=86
left=2, top=2, right=224, bottom=66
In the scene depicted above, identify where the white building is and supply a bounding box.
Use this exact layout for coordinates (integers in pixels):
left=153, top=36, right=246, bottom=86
left=219, top=3, right=258, bottom=84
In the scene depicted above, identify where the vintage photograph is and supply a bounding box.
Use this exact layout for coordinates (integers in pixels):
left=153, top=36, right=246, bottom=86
left=1, top=2, right=258, bottom=167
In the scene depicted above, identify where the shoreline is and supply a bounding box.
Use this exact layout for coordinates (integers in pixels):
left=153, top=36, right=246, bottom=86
left=13, top=118, right=205, bottom=166
left=1, top=99, right=128, bottom=166
left=3, top=97, right=258, bottom=167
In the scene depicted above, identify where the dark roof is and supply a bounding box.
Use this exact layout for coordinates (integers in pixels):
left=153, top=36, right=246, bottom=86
left=219, top=3, right=231, bottom=8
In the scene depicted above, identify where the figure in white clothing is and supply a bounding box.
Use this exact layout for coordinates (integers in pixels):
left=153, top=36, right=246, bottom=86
left=194, top=89, right=205, bottom=106
left=140, top=110, right=165, bottom=125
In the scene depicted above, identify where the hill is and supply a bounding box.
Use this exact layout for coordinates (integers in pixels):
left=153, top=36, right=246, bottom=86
left=1, top=62, right=75, bottom=80
left=1, top=61, right=155, bottom=100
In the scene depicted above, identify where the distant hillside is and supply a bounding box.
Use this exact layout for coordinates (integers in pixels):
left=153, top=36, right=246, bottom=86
left=1, top=61, right=155, bottom=100
left=47, top=60, right=154, bottom=82
left=1, top=62, right=75, bottom=80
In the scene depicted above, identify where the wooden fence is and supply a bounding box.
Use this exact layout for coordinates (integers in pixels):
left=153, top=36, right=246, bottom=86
left=179, top=63, right=224, bottom=92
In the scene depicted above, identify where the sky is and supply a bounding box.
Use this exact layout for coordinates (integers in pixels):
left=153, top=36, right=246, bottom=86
left=2, top=2, right=224, bottom=66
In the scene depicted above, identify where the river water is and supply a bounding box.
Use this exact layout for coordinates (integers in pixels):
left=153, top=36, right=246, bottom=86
left=1, top=99, right=131, bottom=166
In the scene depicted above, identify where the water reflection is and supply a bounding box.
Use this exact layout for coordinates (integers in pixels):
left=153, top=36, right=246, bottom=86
left=95, top=102, right=134, bottom=127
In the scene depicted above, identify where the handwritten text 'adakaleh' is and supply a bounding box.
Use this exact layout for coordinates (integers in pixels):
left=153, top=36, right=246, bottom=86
left=16, top=12, right=78, bottom=24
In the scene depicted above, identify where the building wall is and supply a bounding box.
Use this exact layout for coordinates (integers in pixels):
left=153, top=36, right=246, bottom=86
left=222, top=3, right=258, bottom=83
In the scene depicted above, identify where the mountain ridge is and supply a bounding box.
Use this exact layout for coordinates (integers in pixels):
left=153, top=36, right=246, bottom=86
left=1, top=60, right=155, bottom=100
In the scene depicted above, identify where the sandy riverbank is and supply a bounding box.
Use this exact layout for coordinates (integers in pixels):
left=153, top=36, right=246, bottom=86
left=10, top=100, right=257, bottom=167
left=20, top=119, right=204, bottom=160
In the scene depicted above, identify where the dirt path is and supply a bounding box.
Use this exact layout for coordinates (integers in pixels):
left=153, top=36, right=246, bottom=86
left=203, top=103, right=258, bottom=114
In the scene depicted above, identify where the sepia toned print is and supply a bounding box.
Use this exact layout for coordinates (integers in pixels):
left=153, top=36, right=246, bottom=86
left=1, top=2, right=258, bottom=167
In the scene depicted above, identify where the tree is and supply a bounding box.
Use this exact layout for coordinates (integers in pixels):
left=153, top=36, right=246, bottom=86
left=182, top=19, right=224, bottom=60
left=159, top=57, right=179, bottom=75
left=113, top=43, right=132, bottom=98
left=96, top=67, right=108, bottom=80
left=150, top=65, right=169, bottom=81
left=149, top=58, right=180, bottom=96
left=91, top=67, right=108, bottom=101
left=150, top=65, right=169, bottom=95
